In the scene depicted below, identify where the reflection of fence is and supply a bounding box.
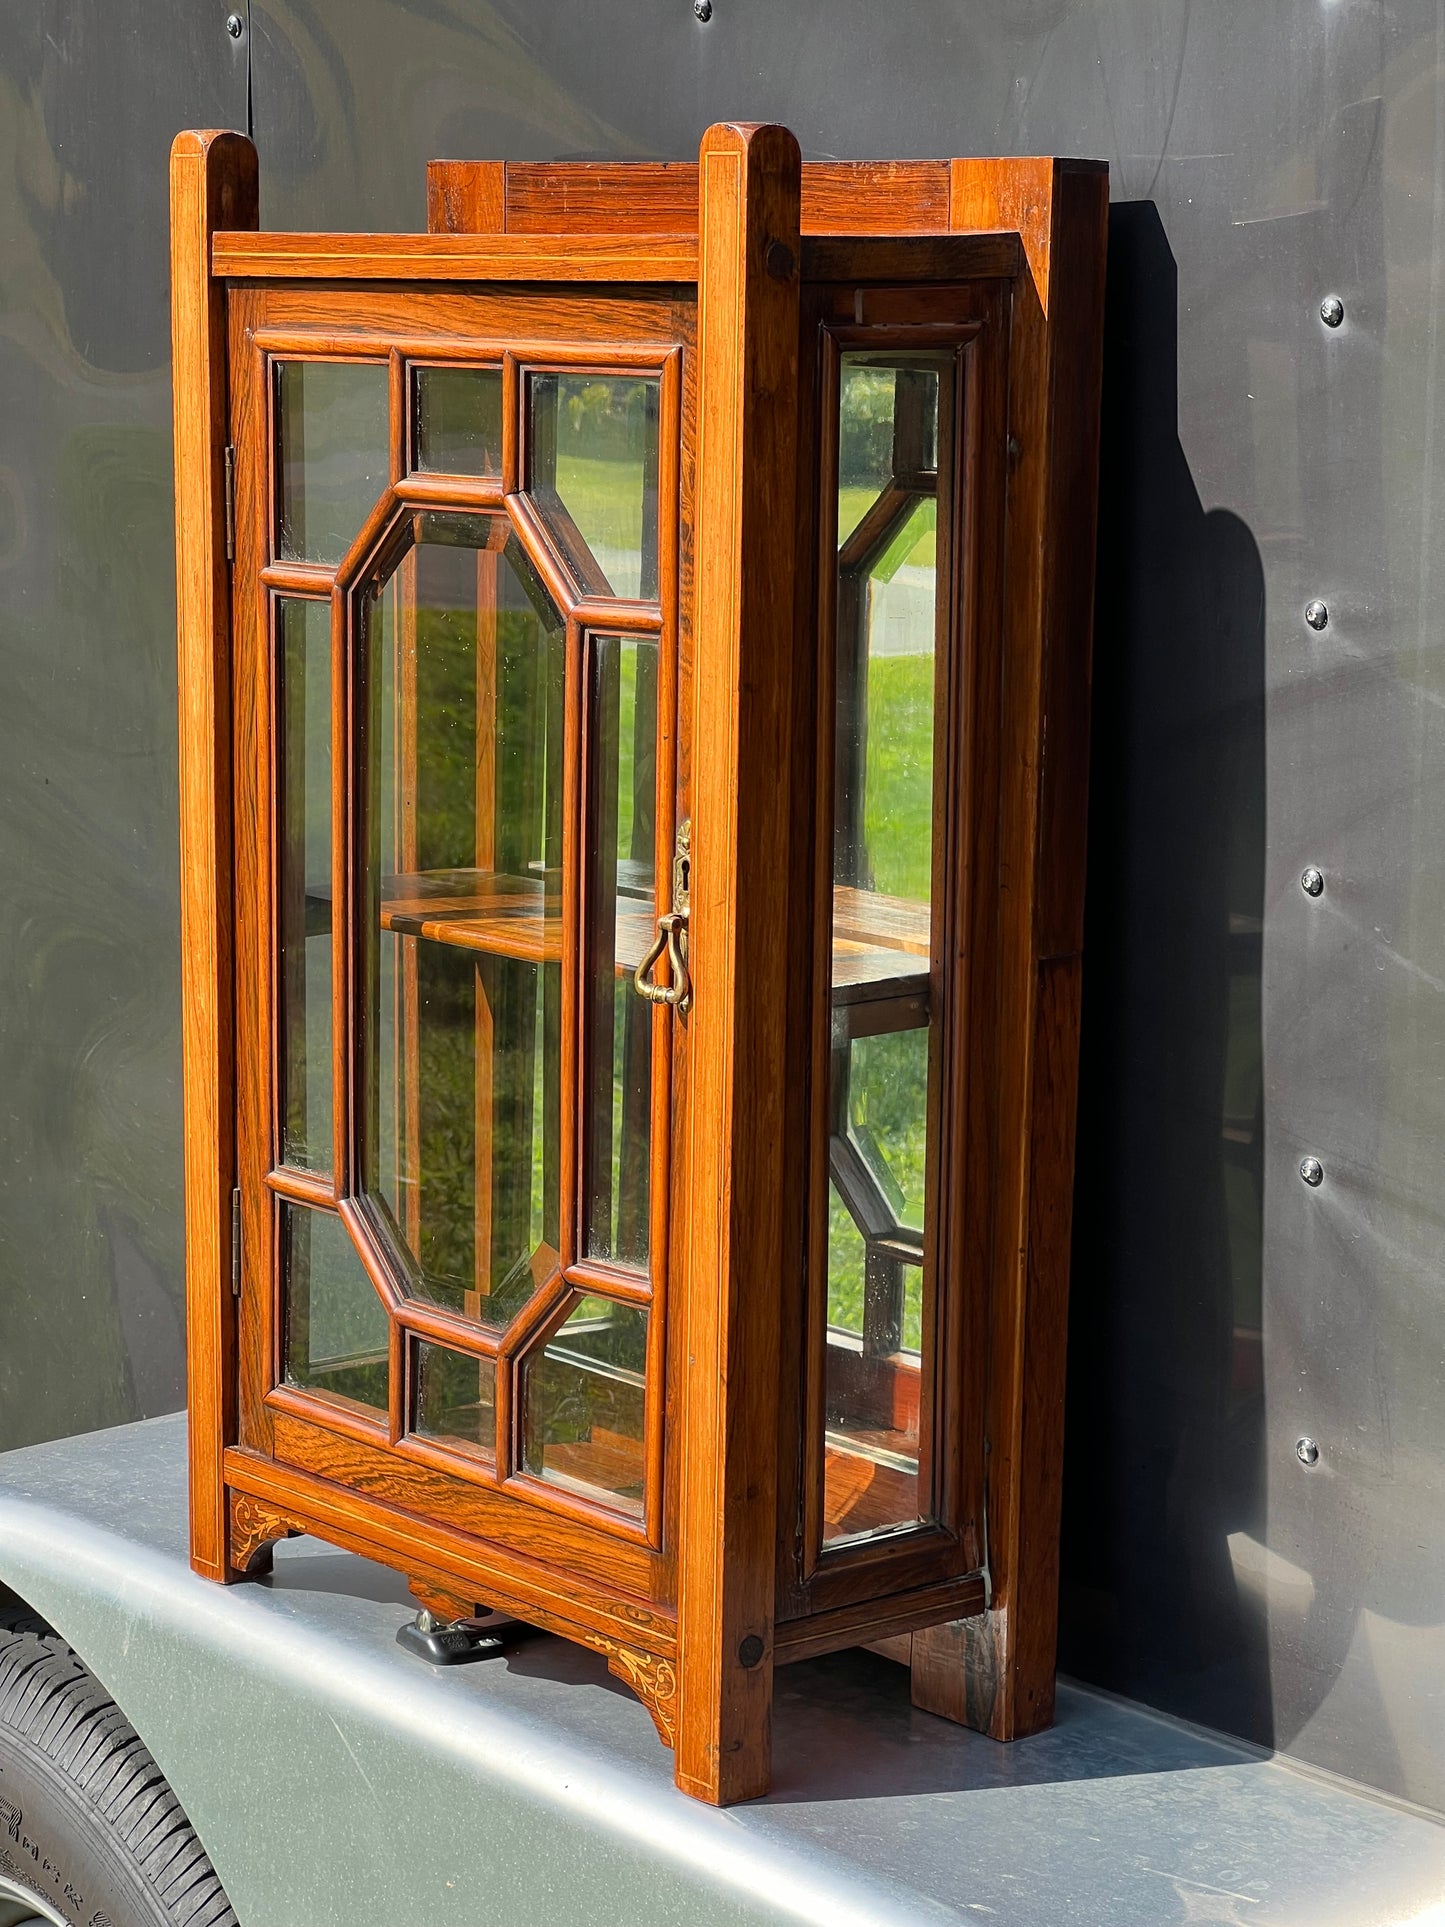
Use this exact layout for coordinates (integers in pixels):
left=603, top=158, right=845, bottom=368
left=864, top=567, right=936, bottom=656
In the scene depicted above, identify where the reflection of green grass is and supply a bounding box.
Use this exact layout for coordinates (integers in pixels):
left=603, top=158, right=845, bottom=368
left=827, top=636, right=935, bottom=1355
left=827, top=1026, right=929, bottom=1355
left=827, top=1205, right=924, bottom=1354
left=838, top=487, right=937, bottom=566
left=555, top=452, right=642, bottom=534
left=863, top=653, right=935, bottom=902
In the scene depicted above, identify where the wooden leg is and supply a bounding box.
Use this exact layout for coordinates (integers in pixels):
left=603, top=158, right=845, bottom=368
left=908, top=956, right=1083, bottom=1740
left=909, top=1613, right=1041, bottom=1737
left=675, top=120, right=801, bottom=1807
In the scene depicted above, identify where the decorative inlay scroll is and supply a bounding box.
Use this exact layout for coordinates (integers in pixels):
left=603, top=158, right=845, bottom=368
left=228, top=1490, right=298, bottom=1574
left=603, top=1643, right=678, bottom=1747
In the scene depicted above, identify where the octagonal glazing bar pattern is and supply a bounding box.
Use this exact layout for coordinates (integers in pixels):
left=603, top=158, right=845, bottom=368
left=259, top=333, right=677, bottom=1539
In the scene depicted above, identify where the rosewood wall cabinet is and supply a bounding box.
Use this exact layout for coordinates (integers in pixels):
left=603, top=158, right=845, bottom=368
left=171, top=122, right=1106, bottom=1805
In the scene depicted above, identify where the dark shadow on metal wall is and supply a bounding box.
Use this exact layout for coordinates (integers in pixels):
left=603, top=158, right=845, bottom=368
left=1060, top=203, right=1270, bottom=1746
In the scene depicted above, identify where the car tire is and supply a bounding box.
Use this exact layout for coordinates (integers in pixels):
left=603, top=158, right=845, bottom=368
left=0, top=1610, right=237, bottom=1927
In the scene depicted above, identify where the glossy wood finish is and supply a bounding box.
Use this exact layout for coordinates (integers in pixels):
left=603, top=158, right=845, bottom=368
left=425, top=158, right=504, bottom=237
left=799, top=233, right=1019, bottom=283
left=211, top=230, right=698, bottom=282
left=427, top=157, right=957, bottom=237
left=177, top=124, right=1105, bottom=1805
left=901, top=157, right=1109, bottom=1742
left=674, top=121, right=802, bottom=1806
left=223, top=273, right=693, bottom=1638
left=171, top=128, right=258, bottom=1583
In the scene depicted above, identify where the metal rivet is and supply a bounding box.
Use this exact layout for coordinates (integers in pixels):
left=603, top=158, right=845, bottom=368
left=226, top=11, right=244, bottom=34
left=737, top=1634, right=764, bottom=1668
left=1301, top=867, right=1324, bottom=898
left=1320, top=295, right=1344, bottom=328
left=1300, top=1156, right=1324, bottom=1187
left=1305, top=599, right=1329, bottom=631
left=694, top=0, right=713, bottom=17
left=1296, top=1437, right=1320, bottom=1467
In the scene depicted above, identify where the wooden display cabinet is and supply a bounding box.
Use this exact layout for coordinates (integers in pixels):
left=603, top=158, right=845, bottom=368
left=171, top=122, right=1106, bottom=1804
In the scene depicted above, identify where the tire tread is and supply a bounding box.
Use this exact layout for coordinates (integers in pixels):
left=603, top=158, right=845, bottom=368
left=0, top=1618, right=237, bottom=1927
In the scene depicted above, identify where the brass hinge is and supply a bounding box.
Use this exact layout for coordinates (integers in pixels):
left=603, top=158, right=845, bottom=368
left=230, top=1186, right=242, bottom=1297
left=223, top=444, right=236, bottom=562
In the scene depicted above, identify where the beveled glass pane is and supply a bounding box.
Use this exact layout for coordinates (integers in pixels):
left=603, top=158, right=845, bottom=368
left=585, top=635, right=656, bottom=1268
left=837, top=363, right=939, bottom=542
left=529, top=374, right=659, bottom=599
left=282, top=1203, right=388, bottom=1413
left=414, top=1339, right=496, bottom=1457
left=275, top=359, right=389, bottom=564
left=822, top=1318, right=922, bottom=1541
left=826, top=1180, right=867, bottom=1337
left=848, top=1028, right=928, bottom=1240
left=414, top=366, right=503, bottom=477
left=277, top=598, right=333, bottom=1172
left=835, top=489, right=937, bottom=901
left=521, top=1297, right=647, bottom=1517
left=363, top=517, right=565, bottom=1330
left=823, top=351, right=952, bottom=1546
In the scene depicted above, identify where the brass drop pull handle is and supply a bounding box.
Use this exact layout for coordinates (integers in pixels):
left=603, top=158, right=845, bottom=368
left=633, top=817, right=692, bottom=1013
left=634, top=911, right=691, bottom=1011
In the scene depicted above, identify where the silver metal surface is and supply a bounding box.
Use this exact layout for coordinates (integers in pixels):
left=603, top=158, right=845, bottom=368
left=1320, top=296, right=1346, bottom=329
left=0, top=10, right=246, bottom=1457
left=2, top=1416, right=1443, bottom=1927
left=1300, top=1157, right=1325, bottom=1187
left=1305, top=599, right=1330, bottom=630
left=1301, top=868, right=1325, bottom=898
left=0, top=1874, right=68, bottom=1927
left=1297, top=1438, right=1321, bottom=1468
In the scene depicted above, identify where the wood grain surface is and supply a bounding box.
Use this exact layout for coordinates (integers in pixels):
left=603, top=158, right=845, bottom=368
left=674, top=122, right=802, bottom=1806
left=426, top=158, right=957, bottom=237
left=212, top=230, right=699, bottom=283
left=172, top=128, right=258, bottom=1582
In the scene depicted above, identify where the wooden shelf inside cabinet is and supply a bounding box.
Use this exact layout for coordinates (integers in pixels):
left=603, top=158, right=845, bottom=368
left=380, top=869, right=655, bottom=973
left=173, top=122, right=1106, bottom=1811
left=829, top=886, right=931, bottom=1038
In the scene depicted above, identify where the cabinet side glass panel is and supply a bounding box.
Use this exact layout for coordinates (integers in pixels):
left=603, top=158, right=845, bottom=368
left=822, top=352, right=953, bottom=1546
left=282, top=1201, right=389, bottom=1414
left=584, top=633, right=657, bottom=1269
left=277, top=597, right=333, bottom=1173
left=361, top=516, right=567, bottom=1331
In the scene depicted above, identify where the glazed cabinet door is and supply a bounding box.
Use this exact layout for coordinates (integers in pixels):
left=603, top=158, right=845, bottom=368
left=229, top=280, right=691, bottom=1615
